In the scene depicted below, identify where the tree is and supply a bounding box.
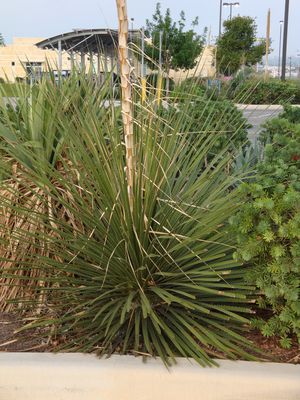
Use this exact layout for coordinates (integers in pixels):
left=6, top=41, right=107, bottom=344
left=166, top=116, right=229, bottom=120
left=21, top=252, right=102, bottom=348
left=0, top=33, right=5, bottom=46
left=144, top=3, right=205, bottom=72
left=217, top=16, right=266, bottom=76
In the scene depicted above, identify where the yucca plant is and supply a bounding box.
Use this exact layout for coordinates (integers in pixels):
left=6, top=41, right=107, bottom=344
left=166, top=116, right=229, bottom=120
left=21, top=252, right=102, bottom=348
left=0, top=72, right=111, bottom=311
left=0, top=68, right=260, bottom=366
left=0, top=4, right=258, bottom=363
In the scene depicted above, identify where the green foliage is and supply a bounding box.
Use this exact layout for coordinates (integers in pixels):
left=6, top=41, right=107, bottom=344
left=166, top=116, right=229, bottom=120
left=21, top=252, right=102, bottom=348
left=232, top=79, right=300, bottom=105
left=280, top=104, right=300, bottom=124
left=165, top=91, right=250, bottom=161
left=0, top=72, right=113, bottom=310
left=0, top=33, right=4, bottom=46
left=231, top=143, right=262, bottom=178
left=231, top=112, right=300, bottom=345
left=217, top=16, right=266, bottom=76
left=0, top=75, right=257, bottom=366
left=145, top=3, right=204, bottom=71
left=260, top=107, right=300, bottom=148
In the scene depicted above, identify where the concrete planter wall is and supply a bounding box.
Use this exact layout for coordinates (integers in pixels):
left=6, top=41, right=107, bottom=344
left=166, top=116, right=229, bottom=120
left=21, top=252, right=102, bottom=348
left=0, top=353, right=300, bottom=400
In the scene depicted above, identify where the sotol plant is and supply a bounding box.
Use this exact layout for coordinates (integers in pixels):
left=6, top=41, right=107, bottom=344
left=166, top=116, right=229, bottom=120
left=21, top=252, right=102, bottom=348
left=0, top=2, right=258, bottom=365
left=0, top=73, right=108, bottom=311
left=12, top=84, right=257, bottom=366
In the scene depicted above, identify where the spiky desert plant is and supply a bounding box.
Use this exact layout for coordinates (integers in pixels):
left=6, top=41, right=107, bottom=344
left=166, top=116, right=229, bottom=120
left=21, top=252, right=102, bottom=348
left=0, top=73, right=108, bottom=311
left=7, top=71, right=260, bottom=366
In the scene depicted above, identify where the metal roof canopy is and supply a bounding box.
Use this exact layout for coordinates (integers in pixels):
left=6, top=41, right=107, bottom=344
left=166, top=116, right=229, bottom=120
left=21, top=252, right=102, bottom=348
left=36, top=29, right=139, bottom=55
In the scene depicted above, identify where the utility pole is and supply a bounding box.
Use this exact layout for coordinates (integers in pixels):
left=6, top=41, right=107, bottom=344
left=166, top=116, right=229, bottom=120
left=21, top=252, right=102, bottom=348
left=264, top=9, right=271, bottom=80
left=281, top=0, right=290, bottom=81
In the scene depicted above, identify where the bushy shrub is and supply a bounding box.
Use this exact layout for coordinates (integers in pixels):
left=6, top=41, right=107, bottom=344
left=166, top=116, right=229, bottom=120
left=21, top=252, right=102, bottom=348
left=164, top=96, right=250, bottom=162
left=232, top=79, right=300, bottom=105
left=175, top=77, right=206, bottom=98
left=280, top=104, right=300, bottom=124
left=260, top=106, right=300, bottom=146
left=231, top=112, right=300, bottom=347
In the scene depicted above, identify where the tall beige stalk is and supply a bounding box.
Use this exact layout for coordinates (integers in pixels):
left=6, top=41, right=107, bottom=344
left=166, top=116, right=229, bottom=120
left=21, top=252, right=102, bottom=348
left=116, top=0, right=135, bottom=211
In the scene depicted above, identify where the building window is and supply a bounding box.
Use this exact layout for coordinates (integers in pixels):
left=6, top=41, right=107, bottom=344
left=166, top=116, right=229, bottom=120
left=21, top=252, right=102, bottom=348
left=11, top=61, right=15, bottom=66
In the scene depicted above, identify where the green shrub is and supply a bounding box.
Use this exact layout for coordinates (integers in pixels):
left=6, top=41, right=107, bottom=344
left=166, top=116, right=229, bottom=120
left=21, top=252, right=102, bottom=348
left=175, top=77, right=206, bottom=98
left=232, top=79, right=300, bottom=105
left=164, top=95, right=250, bottom=162
left=280, top=104, right=300, bottom=124
left=260, top=106, right=300, bottom=146
left=231, top=114, right=300, bottom=346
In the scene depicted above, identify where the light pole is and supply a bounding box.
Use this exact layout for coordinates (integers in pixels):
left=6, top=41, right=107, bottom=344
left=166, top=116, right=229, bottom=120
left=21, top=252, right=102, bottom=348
left=288, top=56, right=292, bottom=78
left=219, top=0, right=223, bottom=38
left=223, top=2, right=240, bottom=20
left=281, top=0, right=290, bottom=81
left=130, top=18, right=134, bottom=42
left=278, top=20, right=284, bottom=77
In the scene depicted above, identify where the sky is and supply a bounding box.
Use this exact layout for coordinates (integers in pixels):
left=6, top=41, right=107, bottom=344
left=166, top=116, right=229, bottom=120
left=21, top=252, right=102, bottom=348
left=1, top=0, right=299, bottom=57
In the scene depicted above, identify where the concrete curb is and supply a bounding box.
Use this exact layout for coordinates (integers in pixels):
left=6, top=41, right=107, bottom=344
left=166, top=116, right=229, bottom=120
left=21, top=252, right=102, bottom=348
left=0, top=353, right=299, bottom=400
left=236, top=104, right=300, bottom=111
left=235, top=104, right=284, bottom=111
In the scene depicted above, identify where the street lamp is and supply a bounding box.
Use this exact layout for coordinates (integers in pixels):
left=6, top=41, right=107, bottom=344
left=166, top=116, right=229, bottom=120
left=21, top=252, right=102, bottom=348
left=278, top=20, right=284, bottom=77
left=223, top=2, right=240, bottom=21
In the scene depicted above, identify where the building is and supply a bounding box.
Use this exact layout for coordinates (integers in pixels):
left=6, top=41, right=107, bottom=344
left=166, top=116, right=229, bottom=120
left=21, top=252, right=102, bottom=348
left=0, top=30, right=120, bottom=83
left=0, top=37, right=71, bottom=82
left=0, top=30, right=216, bottom=83
left=169, top=45, right=216, bottom=83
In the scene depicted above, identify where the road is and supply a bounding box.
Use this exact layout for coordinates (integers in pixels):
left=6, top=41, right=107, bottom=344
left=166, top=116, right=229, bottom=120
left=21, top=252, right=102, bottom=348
left=238, top=105, right=283, bottom=144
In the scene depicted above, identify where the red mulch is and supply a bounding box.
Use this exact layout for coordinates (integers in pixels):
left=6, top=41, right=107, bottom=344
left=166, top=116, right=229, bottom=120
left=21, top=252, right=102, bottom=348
left=245, top=330, right=300, bottom=364
left=0, top=312, right=299, bottom=363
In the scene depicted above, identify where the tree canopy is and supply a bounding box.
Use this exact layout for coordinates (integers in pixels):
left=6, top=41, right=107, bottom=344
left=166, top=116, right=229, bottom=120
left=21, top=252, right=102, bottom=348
left=217, top=16, right=266, bottom=76
left=144, top=3, right=205, bottom=71
left=0, top=33, right=5, bottom=46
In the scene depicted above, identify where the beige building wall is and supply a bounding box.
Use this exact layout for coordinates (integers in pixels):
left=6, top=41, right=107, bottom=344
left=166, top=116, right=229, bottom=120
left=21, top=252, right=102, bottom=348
left=0, top=37, right=119, bottom=82
left=0, top=37, right=73, bottom=82
left=169, top=45, right=216, bottom=83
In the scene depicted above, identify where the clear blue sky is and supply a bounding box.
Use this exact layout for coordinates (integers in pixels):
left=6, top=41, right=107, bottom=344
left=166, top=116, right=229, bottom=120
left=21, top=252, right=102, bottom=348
left=1, top=0, right=299, bottom=56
